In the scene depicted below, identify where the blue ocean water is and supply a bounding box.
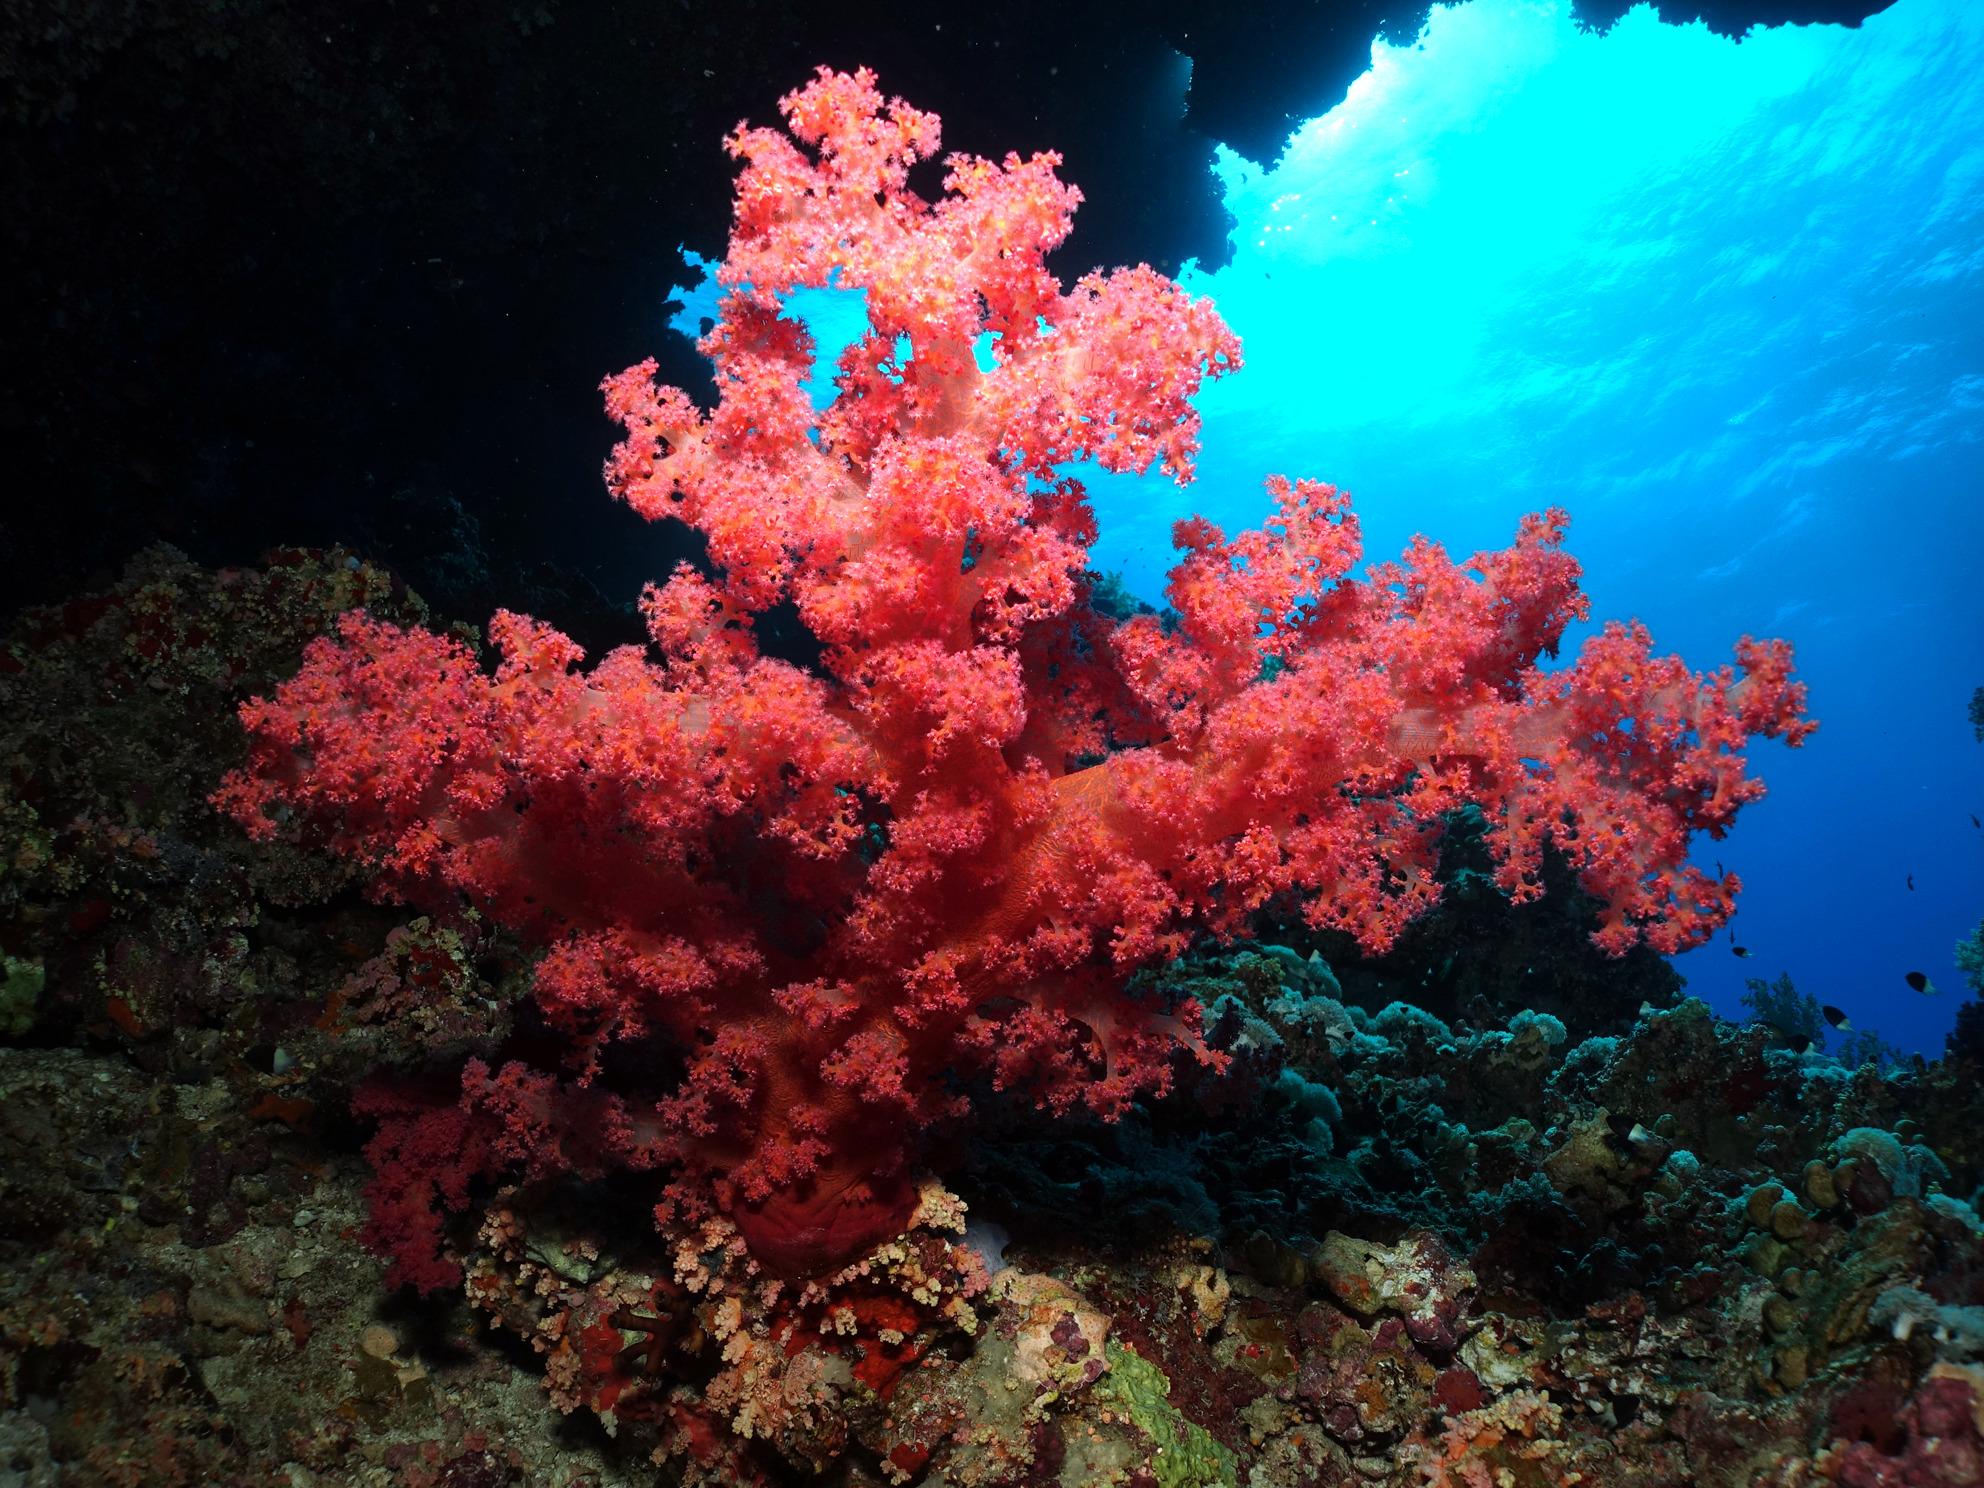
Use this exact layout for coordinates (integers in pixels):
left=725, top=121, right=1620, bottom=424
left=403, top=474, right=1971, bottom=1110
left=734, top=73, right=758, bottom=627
left=676, top=0, right=1983, bottom=1054
left=1081, top=0, right=1984, bottom=1056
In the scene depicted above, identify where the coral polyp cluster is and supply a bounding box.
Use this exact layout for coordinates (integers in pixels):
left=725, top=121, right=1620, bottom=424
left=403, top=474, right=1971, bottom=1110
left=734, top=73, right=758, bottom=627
left=461, top=1179, right=989, bottom=1483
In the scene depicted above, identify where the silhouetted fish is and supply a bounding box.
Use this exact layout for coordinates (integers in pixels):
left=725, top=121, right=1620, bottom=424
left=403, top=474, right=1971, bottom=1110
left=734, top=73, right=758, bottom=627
left=1732, top=945, right=1752, bottom=958
left=1822, top=1005, right=1851, bottom=1031
left=1907, top=874, right=1914, bottom=890
left=1761, top=1020, right=1813, bottom=1053
left=1905, top=972, right=1939, bottom=996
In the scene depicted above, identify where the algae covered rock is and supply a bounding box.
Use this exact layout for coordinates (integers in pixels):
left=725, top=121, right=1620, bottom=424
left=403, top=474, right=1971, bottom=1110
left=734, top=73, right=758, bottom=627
left=1091, top=1342, right=1239, bottom=1488
left=0, top=955, right=42, bottom=1036
left=1310, top=1231, right=1477, bottom=1353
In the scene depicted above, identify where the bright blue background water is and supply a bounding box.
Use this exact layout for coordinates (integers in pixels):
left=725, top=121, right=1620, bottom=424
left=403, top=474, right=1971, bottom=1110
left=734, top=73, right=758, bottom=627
left=675, top=0, right=1984, bottom=1054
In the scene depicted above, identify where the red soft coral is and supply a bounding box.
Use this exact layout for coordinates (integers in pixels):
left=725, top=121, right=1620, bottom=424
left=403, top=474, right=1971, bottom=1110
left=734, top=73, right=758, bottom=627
left=218, top=66, right=1812, bottom=1285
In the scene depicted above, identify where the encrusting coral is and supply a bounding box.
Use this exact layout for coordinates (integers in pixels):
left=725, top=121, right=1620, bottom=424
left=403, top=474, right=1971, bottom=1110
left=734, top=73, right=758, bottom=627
left=213, top=66, right=1813, bottom=1294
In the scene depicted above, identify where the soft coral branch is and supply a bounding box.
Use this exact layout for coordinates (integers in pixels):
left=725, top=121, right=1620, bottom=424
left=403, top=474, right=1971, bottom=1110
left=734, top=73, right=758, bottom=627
left=218, top=66, right=1812, bottom=1287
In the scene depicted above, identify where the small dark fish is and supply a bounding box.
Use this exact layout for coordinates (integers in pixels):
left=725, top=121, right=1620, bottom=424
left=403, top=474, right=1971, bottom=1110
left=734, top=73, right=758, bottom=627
left=1907, top=874, right=1914, bottom=890
left=1905, top=971, right=1939, bottom=996
left=1732, top=945, right=1752, bottom=958
left=1762, top=1021, right=1813, bottom=1053
left=1971, top=814, right=1980, bottom=829
left=1822, top=1005, right=1852, bottom=1031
